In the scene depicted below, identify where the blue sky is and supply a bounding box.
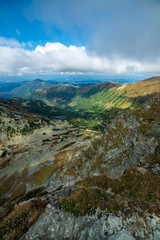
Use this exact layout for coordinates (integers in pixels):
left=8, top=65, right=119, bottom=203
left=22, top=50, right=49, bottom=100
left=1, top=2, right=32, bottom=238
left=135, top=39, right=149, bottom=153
left=0, top=0, right=86, bottom=47
left=0, top=0, right=160, bottom=79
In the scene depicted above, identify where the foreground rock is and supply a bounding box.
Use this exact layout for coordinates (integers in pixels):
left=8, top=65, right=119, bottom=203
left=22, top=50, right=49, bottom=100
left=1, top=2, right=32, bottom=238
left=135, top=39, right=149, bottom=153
left=20, top=189, right=160, bottom=240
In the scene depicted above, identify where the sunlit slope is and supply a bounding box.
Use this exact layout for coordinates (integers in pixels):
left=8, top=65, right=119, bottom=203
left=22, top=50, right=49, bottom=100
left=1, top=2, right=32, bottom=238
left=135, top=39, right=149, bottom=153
left=28, top=77, right=160, bottom=112
left=69, top=76, right=160, bottom=111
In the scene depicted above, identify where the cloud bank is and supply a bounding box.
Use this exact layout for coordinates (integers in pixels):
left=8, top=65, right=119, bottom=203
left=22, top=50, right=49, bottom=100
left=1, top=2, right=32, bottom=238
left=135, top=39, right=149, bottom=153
left=0, top=38, right=160, bottom=76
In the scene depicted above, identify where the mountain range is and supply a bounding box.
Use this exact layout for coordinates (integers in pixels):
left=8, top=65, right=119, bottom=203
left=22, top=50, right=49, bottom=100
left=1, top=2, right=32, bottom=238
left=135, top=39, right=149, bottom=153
left=0, top=76, right=160, bottom=240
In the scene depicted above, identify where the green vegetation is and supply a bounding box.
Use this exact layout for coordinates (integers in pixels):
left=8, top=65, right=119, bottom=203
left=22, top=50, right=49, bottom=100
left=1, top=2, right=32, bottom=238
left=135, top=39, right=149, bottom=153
left=70, top=89, right=128, bottom=113
left=6, top=126, right=16, bottom=137
left=0, top=119, right=4, bottom=125
left=20, top=122, right=41, bottom=135
left=147, top=149, right=160, bottom=165
left=19, top=118, right=50, bottom=135
left=61, top=199, right=82, bottom=217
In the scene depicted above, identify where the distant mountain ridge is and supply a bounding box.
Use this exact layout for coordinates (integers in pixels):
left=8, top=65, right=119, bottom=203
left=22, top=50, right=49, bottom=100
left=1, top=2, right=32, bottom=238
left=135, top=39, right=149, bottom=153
left=1, top=76, right=159, bottom=103
left=1, top=76, right=158, bottom=133
left=9, top=79, right=57, bottom=98
left=28, top=76, right=160, bottom=110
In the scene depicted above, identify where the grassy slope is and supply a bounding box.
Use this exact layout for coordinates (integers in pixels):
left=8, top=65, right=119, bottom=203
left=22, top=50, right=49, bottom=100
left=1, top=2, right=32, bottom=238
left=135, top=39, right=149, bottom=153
left=65, top=77, right=159, bottom=132
left=69, top=76, right=160, bottom=112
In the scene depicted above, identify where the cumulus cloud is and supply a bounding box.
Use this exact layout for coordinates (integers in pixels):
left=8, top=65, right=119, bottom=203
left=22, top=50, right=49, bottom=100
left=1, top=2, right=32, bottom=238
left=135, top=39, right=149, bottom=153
left=0, top=38, right=160, bottom=76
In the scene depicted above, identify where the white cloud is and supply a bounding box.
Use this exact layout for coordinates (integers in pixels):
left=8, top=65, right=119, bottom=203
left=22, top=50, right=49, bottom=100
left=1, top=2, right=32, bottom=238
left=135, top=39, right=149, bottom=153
left=0, top=38, right=160, bottom=76
left=0, top=37, right=22, bottom=48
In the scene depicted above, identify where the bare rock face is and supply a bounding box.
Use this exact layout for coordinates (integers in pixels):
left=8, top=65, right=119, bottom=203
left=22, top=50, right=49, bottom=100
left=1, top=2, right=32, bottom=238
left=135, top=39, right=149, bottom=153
left=20, top=190, right=160, bottom=240
left=108, top=229, right=135, bottom=240
left=154, top=230, right=160, bottom=240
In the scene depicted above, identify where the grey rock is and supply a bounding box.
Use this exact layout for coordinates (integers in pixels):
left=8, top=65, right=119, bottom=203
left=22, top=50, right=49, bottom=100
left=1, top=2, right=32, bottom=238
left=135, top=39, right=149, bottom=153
left=88, top=216, right=108, bottom=240
left=154, top=230, right=160, bottom=240
left=151, top=216, right=160, bottom=230
left=108, top=229, right=135, bottom=240
left=47, top=203, right=52, bottom=209
left=107, top=215, right=122, bottom=232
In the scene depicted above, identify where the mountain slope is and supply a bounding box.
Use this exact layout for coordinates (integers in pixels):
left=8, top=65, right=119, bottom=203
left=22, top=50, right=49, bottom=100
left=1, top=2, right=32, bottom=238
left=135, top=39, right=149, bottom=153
left=32, top=85, right=78, bottom=103
left=69, top=76, right=160, bottom=111
left=18, top=92, right=160, bottom=240
left=27, top=76, right=160, bottom=115
left=48, top=93, right=160, bottom=188
left=29, top=81, right=118, bottom=105
left=0, top=77, right=160, bottom=240
left=17, top=76, right=159, bottom=135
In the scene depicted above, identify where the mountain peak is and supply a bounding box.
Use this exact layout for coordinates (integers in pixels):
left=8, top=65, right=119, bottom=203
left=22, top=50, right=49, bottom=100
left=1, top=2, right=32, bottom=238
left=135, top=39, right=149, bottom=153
left=31, top=79, right=44, bottom=83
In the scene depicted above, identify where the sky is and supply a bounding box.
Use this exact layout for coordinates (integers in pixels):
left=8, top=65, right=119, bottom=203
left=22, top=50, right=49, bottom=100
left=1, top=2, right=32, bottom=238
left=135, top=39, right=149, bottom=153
left=0, top=0, right=160, bottom=80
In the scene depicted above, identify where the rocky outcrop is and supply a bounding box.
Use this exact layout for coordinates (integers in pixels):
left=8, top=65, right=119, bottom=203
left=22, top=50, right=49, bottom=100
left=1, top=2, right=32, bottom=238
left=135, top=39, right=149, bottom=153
left=20, top=190, right=160, bottom=240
